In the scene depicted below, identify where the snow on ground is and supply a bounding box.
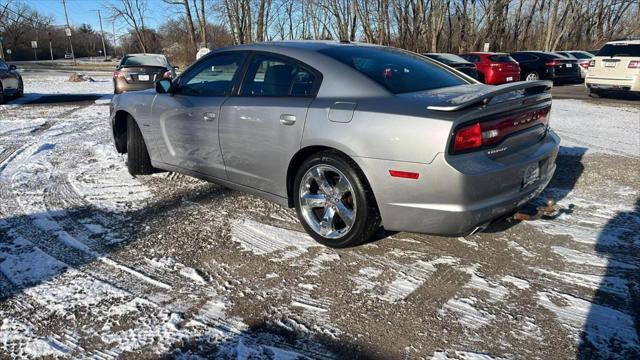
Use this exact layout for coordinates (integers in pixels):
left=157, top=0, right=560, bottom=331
left=550, top=99, right=639, bottom=157
left=0, top=75, right=639, bottom=359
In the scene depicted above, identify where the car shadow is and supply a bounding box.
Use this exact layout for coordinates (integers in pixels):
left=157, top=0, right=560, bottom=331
left=163, top=319, right=386, bottom=359
left=483, top=145, right=586, bottom=233
left=0, top=180, right=391, bottom=358
left=577, top=197, right=640, bottom=358
left=5, top=93, right=109, bottom=105
left=0, top=184, right=224, bottom=301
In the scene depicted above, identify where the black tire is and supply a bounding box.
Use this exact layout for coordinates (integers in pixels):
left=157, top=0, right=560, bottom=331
left=589, top=89, right=605, bottom=98
left=126, top=116, right=154, bottom=175
left=16, top=78, right=23, bottom=98
left=293, top=151, right=381, bottom=248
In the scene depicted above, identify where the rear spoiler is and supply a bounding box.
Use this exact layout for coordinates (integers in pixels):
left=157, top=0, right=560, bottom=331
left=426, top=80, right=552, bottom=112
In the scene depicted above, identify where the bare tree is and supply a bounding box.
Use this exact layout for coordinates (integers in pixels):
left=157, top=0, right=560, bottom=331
left=106, top=0, right=149, bottom=53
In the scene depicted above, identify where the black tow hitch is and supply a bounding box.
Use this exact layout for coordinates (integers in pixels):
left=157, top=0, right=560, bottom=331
left=512, top=199, right=559, bottom=221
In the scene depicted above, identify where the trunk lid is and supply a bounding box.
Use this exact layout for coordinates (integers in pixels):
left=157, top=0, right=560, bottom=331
left=405, top=81, right=553, bottom=157
left=118, top=65, right=167, bottom=83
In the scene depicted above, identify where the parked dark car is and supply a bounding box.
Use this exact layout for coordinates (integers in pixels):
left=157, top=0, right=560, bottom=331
left=554, top=51, right=594, bottom=79
left=113, top=54, right=177, bottom=94
left=459, top=52, right=520, bottom=85
left=0, top=59, right=23, bottom=104
left=510, top=51, right=581, bottom=82
left=423, top=53, right=479, bottom=79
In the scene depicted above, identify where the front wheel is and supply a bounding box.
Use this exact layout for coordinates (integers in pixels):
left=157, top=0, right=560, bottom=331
left=126, top=116, right=154, bottom=175
left=16, top=78, right=23, bottom=98
left=293, top=152, right=381, bottom=248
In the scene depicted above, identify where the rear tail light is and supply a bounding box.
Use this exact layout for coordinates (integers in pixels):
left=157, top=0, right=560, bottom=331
left=629, top=61, right=640, bottom=69
left=490, top=63, right=501, bottom=68
left=451, top=107, right=551, bottom=154
left=579, top=62, right=590, bottom=69
left=113, top=70, right=124, bottom=79
left=588, top=60, right=596, bottom=67
left=453, top=123, right=482, bottom=152
left=545, top=60, right=560, bottom=67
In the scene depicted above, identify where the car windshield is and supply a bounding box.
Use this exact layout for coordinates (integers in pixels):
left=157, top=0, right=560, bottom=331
left=426, top=54, right=469, bottom=65
left=489, top=54, right=515, bottom=62
left=597, top=43, right=640, bottom=57
left=122, top=55, right=168, bottom=67
left=569, top=51, right=593, bottom=59
left=320, top=46, right=469, bottom=94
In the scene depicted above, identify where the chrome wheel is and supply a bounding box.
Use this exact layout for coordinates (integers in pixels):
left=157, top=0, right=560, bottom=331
left=299, top=164, right=356, bottom=239
left=525, top=72, right=539, bottom=81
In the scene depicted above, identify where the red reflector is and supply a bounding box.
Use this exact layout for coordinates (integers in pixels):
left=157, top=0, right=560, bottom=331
left=453, top=122, right=482, bottom=153
left=389, top=170, right=420, bottom=179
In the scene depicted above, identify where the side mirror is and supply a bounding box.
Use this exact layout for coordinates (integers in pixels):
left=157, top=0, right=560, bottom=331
left=173, top=65, right=180, bottom=70
left=156, top=79, right=174, bottom=94
left=9, top=65, right=16, bottom=71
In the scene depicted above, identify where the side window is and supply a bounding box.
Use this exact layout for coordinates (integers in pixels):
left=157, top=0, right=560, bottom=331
left=178, top=53, right=244, bottom=97
left=0, top=60, right=8, bottom=71
left=511, top=53, right=524, bottom=62
left=460, top=55, right=477, bottom=63
left=240, top=54, right=317, bottom=97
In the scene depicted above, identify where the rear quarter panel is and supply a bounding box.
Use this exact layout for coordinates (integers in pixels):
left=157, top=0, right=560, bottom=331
left=301, top=97, right=454, bottom=164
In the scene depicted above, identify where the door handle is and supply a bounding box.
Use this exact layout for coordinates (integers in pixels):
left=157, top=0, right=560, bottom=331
left=203, top=112, right=216, bottom=121
left=280, top=114, right=296, bottom=125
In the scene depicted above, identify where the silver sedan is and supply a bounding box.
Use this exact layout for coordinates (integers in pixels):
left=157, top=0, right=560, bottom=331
left=110, top=41, right=560, bottom=247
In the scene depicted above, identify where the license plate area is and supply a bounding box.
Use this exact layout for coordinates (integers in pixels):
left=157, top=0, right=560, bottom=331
left=506, top=76, right=513, bottom=81
left=522, top=163, right=540, bottom=189
left=603, top=61, right=618, bottom=68
left=138, top=74, right=150, bottom=81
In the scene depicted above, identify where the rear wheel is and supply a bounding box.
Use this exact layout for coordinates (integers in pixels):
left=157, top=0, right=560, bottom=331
left=524, top=71, right=539, bottom=81
left=293, top=151, right=380, bottom=248
left=126, top=116, right=154, bottom=175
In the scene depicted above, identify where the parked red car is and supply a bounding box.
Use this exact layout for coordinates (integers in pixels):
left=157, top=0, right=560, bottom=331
left=460, top=52, right=520, bottom=85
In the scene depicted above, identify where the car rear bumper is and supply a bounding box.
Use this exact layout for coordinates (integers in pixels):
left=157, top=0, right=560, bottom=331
left=486, top=71, right=520, bottom=85
left=585, top=75, right=640, bottom=92
left=114, top=79, right=156, bottom=93
left=354, top=130, right=560, bottom=236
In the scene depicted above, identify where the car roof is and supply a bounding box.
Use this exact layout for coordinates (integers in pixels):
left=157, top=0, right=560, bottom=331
left=464, top=52, right=502, bottom=55
left=605, top=40, right=640, bottom=45
left=124, top=53, right=166, bottom=57
left=216, top=40, right=383, bottom=53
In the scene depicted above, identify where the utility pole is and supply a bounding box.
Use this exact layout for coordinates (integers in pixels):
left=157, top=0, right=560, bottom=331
left=61, top=0, right=76, bottom=65
left=93, top=9, right=108, bottom=60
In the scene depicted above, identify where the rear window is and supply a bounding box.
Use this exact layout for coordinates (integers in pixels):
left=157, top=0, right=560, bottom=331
left=489, top=54, right=515, bottom=63
left=597, top=44, right=640, bottom=57
left=568, top=51, right=592, bottom=59
left=425, top=53, right=469, bottom=65
left=319, top=46, right=469, bottom=94
left=121, top=55, right=168, bottom=67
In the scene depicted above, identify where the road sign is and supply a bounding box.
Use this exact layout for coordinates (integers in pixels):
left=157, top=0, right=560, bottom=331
left=65, top=28, right=72, bottom=37
left=31, top=41, right=38, bottom=48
